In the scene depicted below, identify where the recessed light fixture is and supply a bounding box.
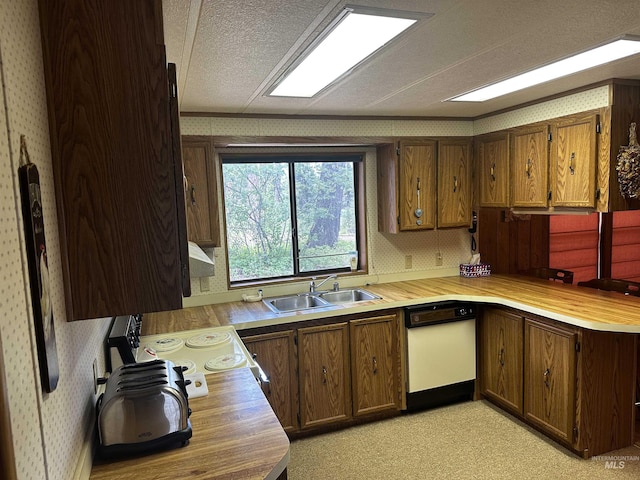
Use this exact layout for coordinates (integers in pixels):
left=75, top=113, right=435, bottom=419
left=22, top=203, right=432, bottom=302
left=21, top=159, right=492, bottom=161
left=449, top=35, right=640, bottom=102
left=268, top=6, right=428, bottom=98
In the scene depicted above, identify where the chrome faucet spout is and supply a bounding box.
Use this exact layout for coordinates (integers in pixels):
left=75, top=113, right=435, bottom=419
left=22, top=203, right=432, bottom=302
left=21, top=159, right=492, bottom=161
left=309, top=274, right=338, bottom=293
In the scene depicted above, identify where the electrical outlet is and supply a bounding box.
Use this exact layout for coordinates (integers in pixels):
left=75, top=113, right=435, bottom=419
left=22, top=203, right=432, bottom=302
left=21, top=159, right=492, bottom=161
left=92, top=358, right=98, bottom=394
left=405, top=255, right=412, bottom=269
left=436, top=252, right=443, bottom=266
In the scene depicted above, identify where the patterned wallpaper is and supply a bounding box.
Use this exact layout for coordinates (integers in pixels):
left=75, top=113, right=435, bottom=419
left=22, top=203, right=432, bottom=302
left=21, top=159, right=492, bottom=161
left=1, top=2, right=111, bottom=479
left=181, top=89, right=609, bottom=300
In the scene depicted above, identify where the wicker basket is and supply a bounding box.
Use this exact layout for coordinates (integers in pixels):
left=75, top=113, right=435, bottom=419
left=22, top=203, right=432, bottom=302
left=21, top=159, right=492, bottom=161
left=460, top=263, right=491, bottom=278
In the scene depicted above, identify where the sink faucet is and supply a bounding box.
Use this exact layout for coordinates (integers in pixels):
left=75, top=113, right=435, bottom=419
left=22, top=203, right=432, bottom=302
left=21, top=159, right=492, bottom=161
left=309, top=274, right=338, bottom=293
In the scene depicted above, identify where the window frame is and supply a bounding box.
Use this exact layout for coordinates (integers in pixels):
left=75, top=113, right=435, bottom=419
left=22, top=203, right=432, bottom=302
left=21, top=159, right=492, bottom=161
left=219, top=151, right=367, bottom=287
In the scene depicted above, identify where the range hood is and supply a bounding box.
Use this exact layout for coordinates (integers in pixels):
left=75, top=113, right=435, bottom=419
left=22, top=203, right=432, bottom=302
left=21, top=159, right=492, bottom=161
left=188, top=241, right=215, bottom=277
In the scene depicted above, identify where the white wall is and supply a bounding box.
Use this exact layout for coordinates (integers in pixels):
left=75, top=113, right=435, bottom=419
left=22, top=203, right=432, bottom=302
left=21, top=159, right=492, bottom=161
left=0, top=2, right=111, bottom=479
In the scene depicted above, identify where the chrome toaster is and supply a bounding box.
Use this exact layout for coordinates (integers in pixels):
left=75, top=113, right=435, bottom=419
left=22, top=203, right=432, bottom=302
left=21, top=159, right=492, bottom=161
left=97, top=359, right=192, bottom=458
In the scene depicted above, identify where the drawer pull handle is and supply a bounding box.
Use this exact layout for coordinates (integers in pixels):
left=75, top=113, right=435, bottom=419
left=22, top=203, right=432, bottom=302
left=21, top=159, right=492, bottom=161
left=569, top=152, right=575, bottom=175
left=190, top=185, right=196, bottom=205
left=490, top=163, right=496, bottom=181
left=525, top=158, right=532, bottom=178
left=498, top=348, right=505, bottom=366
left=322, top=366, right=327, bottom=384
left=543, top=368, right=550, bottom=388
left=372, top=356, right=378, bottom=374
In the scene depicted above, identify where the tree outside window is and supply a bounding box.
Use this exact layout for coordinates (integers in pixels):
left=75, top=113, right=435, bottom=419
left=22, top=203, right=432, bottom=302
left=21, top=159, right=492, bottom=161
left=221, top=154, right=361, bottom=283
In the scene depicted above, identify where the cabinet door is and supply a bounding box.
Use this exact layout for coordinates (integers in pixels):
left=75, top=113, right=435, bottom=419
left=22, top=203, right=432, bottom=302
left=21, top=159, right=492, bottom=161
left=182, top=136, right=220, bottom=246
left=350, top=315, right=400, bottom=416
left=39, top=0, right=187, bottom=319
left=480, top=309, right=523, bottom=414
left=438, top=139, right=471, bottom=227
left=477, top=133, right=509, bottom=207
left=550, top=114, right=598, bottom=207
left=298, top=323, right=351, bottom=429
left=511, top=125, right=550, bottom=208
left=398, top=140, right=437, bottom=230
left=242, top=331, right=298, bottom=432
left=524, top=319, right=577, bottom=444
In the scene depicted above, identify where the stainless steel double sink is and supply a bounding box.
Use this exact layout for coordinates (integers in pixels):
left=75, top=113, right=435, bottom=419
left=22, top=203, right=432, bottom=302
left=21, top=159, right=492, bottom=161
left=263, top=288, right=381, bottom=314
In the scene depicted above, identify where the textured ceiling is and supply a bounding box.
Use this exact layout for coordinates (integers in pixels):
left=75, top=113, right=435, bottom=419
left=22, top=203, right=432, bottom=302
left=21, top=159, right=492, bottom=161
left=163, top=0, right=640, bottom=118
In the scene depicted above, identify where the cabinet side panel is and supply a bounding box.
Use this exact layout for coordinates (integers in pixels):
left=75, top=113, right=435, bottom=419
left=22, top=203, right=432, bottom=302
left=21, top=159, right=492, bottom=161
left=576, top=330, right=636, bottom=456
left=376, top=143, right=398, bottom=233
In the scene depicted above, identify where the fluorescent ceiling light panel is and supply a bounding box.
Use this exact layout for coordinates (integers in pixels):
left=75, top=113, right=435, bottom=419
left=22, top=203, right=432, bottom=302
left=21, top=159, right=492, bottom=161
left=269, top=8, right=418, bottom=98
left=450, top=36, right=640, bottom=102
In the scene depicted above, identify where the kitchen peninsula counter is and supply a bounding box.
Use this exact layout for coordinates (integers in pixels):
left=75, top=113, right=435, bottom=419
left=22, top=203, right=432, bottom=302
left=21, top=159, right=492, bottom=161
left=143, top=274, right=640, bottom=335
left=90, top=367, right=289, bottom=480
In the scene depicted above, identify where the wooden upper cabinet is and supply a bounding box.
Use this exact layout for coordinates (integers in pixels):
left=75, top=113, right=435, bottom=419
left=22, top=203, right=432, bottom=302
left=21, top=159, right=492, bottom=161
left=550, top=114, right=598, bottom=208
left=377, top=138, right=472, bottom=231
left=398, top=140, right=437, bottom=231
left=438, top=139, right=471, bottom=227
left=376, top=140, right=437, bottom=232
left=182, top=136, right=220, bottom=247
left=38, top=0, right=189, bottom=320
left=477, top=133, right=509, bottom=207
left=510, top=125, right=550, bottom=208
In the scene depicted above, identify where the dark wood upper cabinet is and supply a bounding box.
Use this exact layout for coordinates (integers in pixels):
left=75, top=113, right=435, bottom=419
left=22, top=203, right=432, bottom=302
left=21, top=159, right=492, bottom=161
left=38, top=0, right=189, bottom=320
left=182, top=136, right=220, bottom=247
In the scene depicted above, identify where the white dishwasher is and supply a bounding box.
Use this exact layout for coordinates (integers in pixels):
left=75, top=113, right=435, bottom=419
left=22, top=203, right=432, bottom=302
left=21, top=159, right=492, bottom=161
left=404, top=302, right=476, bottom=411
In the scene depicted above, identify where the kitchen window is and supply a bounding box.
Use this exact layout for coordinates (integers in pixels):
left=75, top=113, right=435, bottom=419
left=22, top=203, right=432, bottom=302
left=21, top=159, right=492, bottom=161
left=220, top=153, right=365, bottom=284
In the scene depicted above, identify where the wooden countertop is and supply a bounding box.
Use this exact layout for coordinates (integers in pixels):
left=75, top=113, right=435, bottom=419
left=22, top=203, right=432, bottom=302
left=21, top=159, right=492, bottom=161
left=90, top=368, right=289, bottom=480
left=143, top=274, right=640, bottom=335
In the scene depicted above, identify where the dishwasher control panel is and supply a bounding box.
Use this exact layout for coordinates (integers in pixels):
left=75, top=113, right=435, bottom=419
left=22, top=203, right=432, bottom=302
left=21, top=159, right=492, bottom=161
left=404, top=302, right=475, bottom=328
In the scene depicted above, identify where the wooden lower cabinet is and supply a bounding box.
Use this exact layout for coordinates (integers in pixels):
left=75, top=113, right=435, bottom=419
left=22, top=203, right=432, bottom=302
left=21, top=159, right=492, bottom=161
left=242, top=331, right=298, bottom=433
left=241, top=312, right=402, bottom=434
left=480, top=308, right=523, bottom=414
left=524, top=319, right=577, bottom=444
left=480, top=307, right=637, bottom=457
left=350, top=315, right=400, bottom=416
left=298, top=323, right=352, bottom=429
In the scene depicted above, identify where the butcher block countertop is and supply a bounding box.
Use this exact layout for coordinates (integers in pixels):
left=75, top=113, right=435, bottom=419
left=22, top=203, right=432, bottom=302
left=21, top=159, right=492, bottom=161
left=143, top=274, right=640, bottom=335
left=90, top=368, right=289, bottom=480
